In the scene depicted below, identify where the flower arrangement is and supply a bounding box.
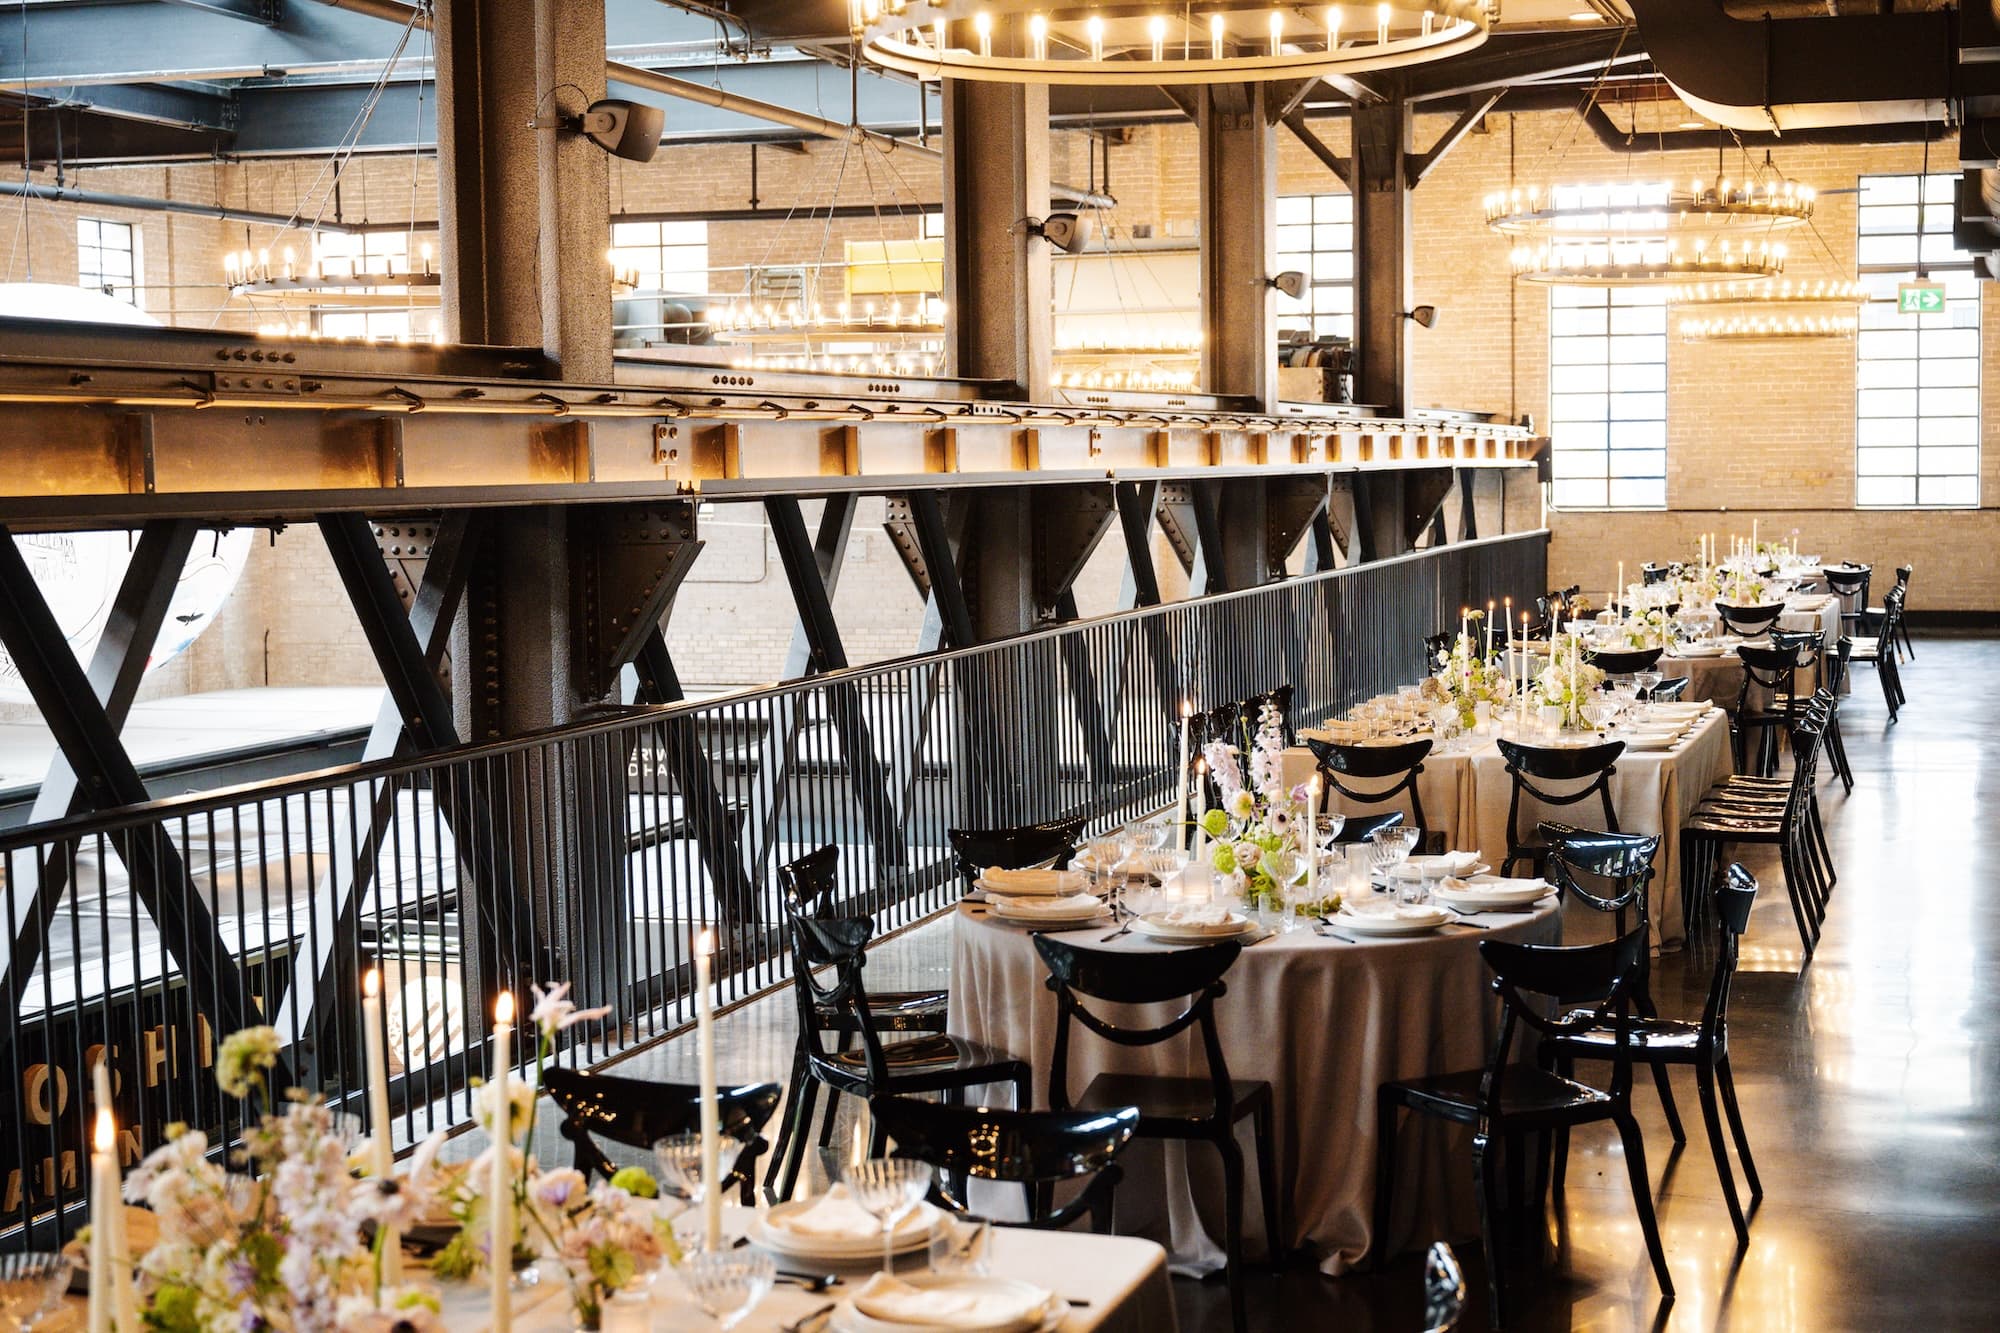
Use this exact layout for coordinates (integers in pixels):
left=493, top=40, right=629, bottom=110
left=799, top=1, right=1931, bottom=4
left=1536, top=641, right=1606, bottom=730
left=1196, top=700, right=1314, bottom=910
left=122, top=1027, right=445, bottom=1333
left=1419, top=619, right=1512, bottom=729
left=427, top=984, right=673, bottom=1330
left=1616, top=608, right=1669, bottom=650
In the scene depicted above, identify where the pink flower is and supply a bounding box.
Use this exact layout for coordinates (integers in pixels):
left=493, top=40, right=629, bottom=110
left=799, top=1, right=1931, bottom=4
left=528, top=982, right=613, bottom=1040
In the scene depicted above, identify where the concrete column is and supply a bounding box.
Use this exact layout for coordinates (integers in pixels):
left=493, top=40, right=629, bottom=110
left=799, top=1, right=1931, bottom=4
left=1198, top=84, right=1278, bottom=408
left=943, top=80, right=1053, bottom=399
left=1352, top=96, right=1412, bottom=414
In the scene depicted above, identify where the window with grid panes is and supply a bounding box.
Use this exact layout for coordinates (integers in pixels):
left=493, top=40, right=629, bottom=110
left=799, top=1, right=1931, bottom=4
left=1856, top=173, right=1980, bottom=508
left=610, top=219, right=710, bottom=294
left=77, top=218, right=138, bottom=306
left=1275, top=193, right=1353, bottom=339
left=1546, top=286, right=1667, bottom=509
left=310, top=232, right=441, bottom=342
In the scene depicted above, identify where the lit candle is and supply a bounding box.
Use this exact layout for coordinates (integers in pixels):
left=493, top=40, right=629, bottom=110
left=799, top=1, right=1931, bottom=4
left=1191, top=759, right=1210, bottom=861
left=1300, top=776, right=1320, bottom=902
left=362, top=968, right=403, bottom=1283
left=88, top=1106, right=114, bottom=1333
left=1175, top=700, right=1193, bottom=849
left=695, top=930, right=722, bottom=1251
left=1460, top=607, right=1469, bottom=646
left=490, top=991, right=514, bottom=1333
left=1752, top=518, right=1759, bottom=550
left=1616, top=562, right=1624, bottom=613
left=1486, top=600, right=1496, bottom=656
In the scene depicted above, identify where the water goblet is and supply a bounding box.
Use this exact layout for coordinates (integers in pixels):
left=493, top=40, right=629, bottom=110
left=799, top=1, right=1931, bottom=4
left=652, top=1132, right=715, bottom=1222
left=0, top=1253, right=72, bottom=1332
left=677, top=1249, right=776, bottom=1331
left=1313, top=812, right=1346, bottom=852
left=928, top=1215, right=991, bottom=1276
left=1262, top=846, right=1305, bottom=933
left=839, top=1157, right=935, bottom=1274
left=1634, top=669, right=1663, bottom=706
left=1369, top=825, right=1419, bottom=891
left=1581, top=698, right=1615, bottom=734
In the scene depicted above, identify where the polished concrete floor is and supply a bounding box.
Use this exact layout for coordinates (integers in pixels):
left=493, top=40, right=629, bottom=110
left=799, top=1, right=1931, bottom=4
left=604, top=635, right=1997, bottom=1332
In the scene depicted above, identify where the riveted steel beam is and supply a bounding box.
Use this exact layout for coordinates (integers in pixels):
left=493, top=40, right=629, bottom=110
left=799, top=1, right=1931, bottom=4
left=569, top=501, right=701, bottom=701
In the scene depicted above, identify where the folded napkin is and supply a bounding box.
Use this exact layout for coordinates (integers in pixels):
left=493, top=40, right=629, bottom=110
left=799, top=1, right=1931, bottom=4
left=1157, top=901, right=1232, bottom=928
left=852, top=1275, right=1049, bottom=1330
left=978, top=866, right=1083, bottom=896
left=1342, top=900, right=1447, bottom=922
left=1441, top=875, right=1550, bottom=896
left=1409, top=850, right=1483, bottom=876
left=986, top=891, right=1101, bottom=918
left=768, top=1185, right=930, bottom=1242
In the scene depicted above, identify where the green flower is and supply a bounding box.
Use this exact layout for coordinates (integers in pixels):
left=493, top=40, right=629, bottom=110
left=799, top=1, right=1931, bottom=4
left=609, top=1165, right=658, bottom=1199
left=143, top=1283, right=203, bottom=1333
left=1199, top=808, right=1230, bottom=838
left=215, top=1026, right=281, bottom=1099
left=1210, top=845, right=1238, bottom=875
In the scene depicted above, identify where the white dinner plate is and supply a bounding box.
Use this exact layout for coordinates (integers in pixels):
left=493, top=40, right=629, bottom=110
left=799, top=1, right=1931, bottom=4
left=1404, top=854, right=1489, bottom=879
left=1131, top=911, right=1253, bottom=942
left=984, top=895, right=1106, bottom=926
left=1334, top=905, right=1452, bottom=936
left=832, top=1276, right=1062, bottom=1333
left=972, top=869, right=1086, bottom=897
left=1669, top=644, right=1728, bottom=658
left=749, top=1200, right=944, bottom=1262
left=1433, top=876, right=1554, bottom=911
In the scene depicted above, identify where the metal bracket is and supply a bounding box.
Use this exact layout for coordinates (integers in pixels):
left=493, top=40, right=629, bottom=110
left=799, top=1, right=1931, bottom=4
left=569, top=501, right=702, bottom=701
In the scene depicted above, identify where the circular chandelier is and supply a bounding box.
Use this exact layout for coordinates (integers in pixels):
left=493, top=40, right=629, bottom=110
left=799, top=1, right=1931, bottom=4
left=1484, top=177, right=1815, bottom=238
left=224, top=244, right=442, bottom=306
left=1678, top=313, right=1857, bottom=342
left=1668, top=278, right=1863, bottom=307
left=1510, top=237, right=1787, bottom=286
left=709, top=297, right=945, bottom=340
left=851, top=1, right=1492, bottom=86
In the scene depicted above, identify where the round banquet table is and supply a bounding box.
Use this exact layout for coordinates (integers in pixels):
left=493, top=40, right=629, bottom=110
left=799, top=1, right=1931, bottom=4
left=948, top=897, right=1562, bottom=1276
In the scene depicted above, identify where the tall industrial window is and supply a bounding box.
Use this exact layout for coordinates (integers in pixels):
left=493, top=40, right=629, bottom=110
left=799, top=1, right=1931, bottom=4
left=1274, top=192, right=1353, bottom=340
left=310, top=232, right=441, bottom=342
left=1856, top=173, right=1980, bottom=508
left=610, top=220, right=710, bottom=294
left=1546, top=286, right=1668, bottom=510
left=77, top=218, right=139, bottom=306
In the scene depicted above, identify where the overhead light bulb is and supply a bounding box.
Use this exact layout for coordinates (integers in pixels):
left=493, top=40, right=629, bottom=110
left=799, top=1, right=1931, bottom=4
left=1377, top=2, right=1390, bottom=42
left=1326, top=5, right=1341, bottom=46
left=1211, top=12, right=1226, bottom=59
left=1270, top=9, right=1285, bottom=55
left=974, top=8, right=992, bottom=55
left=1087, top=13, right=1104, bottom=59
left=1028, top=11, right=1047, bottom=58
left=1149, top=13, right=1167, bottom=59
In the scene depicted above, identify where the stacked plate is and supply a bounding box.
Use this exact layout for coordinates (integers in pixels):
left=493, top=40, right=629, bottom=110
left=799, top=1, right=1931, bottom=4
left=1433, top=874, right=1555, bottom=913
left=834, top=1273, right=1063, bottom=1333
left=1669, top=643, right=1728, bottom=658
left=748, top=1189, right=945, bottom=1265
left=1132, top=907, right=1253, bottom=942
left=1331, top=902, right=1453, bottom=936
left=983, top=892, right=1107, bottom=927
left=971, top=868, right=1087, bottom=898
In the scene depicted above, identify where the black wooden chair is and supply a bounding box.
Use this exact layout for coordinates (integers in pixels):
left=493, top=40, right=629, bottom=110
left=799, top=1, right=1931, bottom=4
left=1034, top=936, right=1278, bottom=1333
left=1682, top=710, right=1826, bottom=957
left=1715, top=601, right=1786, bottom=638
left=1648, top=676, right=1692, bottom=703
left=1819, top=640, right=1856, bottom=791
left=948, top=818, right=1087, bottom=887
left=1639, top=562, right=1672, bottom=586
left=1306, top=737, right=1432, bottom=831
left=1863, top=563, right=1914, bottom=660
left=1583, top=645, right=1663, bottom=677
left=1373, top=928, right=1672, bottom=1327
left=1849, top=587, right=1908, bottom=719
left=1732, top=641, right=1804, bottom=778
left=1823, top=563, right=1871, bottom=638
left=543, top=1067, right=782, bottom=1203
left=1493, top=738, right=1624, bottom=876
left=871, top=1095, right=1140, bottom=1233
left=1542, top=864, right=1763, bottom=1247
left=765, top=877, right=1030, bottom=1203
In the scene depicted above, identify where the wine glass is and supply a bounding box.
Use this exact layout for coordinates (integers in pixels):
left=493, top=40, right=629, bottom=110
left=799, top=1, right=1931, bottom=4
left=1313, top=812, right=1346, bottom=852
left=1582, top=698, right=1615, bottom=734
left=652, top=1132, right=719, bottom=1228
left=1634, top=669, right=1663, bottom=707
left=840, top=1157, right=935, bottom=1274
left=1262, top=846, right=1305, bottom=932
left=677, top=1249, right=775, bottom=1331
left=0, top=1254, right=72, bottom=1332
left=1369, top=825, right=1419, bottom=891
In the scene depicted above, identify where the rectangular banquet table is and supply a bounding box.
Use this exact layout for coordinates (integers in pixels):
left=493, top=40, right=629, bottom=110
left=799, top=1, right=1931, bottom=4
left=1285, top=706, right=1735, bottom=949
left=949, top=897, right=1562, bottom=1278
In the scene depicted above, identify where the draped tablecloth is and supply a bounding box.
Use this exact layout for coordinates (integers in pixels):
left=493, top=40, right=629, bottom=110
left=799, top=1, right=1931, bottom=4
left=949, top=900, right=1561, bottom=1278
left=1283, top=706, right=1734, bottom=948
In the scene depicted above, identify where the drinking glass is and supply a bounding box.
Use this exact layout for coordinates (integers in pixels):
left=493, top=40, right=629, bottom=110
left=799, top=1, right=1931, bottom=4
left=0, top=1254, right=72, bottom=1332
left=840, top=1157, right=935, bottom=1274
left=1312, top=812, right=1346, bottom=851
left=1582, top=699, right=1615, bottom=733
left=1634, top=669, right=1663, bottom=706
left=652, top=1132, right=716, bottom=1223
left=1397, top=866, right=1433, bottom=908
left=928, top=1215, right=991, bottom=1276
left=1369, top=825, right=1419, bottom=890
left=1262, top=846, right=1305, bottom=932
left=677, top=1250, right=775, bottom=1331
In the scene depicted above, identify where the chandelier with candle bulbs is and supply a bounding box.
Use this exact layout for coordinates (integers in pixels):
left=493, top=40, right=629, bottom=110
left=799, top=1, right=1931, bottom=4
left=224, top=242, right=443, bottom=307
left=1510, top=236, right=1787, bottom=286
left=851, top=1, right=1491, bottom=86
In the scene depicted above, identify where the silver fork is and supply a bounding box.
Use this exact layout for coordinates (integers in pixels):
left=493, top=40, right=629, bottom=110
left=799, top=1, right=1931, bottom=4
left=781, top=1302, right=836, bottom=1333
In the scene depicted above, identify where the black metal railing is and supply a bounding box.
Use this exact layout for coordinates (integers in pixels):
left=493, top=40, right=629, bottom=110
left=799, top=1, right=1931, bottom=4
left=0, top=530, right=1545, bottom=1243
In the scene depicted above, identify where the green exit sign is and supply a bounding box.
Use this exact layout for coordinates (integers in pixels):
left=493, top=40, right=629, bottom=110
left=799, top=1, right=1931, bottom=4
left=1898, top=282, right=1947, bottom=314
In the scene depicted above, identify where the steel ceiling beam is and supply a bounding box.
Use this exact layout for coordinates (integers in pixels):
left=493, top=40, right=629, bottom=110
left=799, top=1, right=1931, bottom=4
left=160, top=0, right=282, bottom=24
left=41, top=80, right=238, bottom=131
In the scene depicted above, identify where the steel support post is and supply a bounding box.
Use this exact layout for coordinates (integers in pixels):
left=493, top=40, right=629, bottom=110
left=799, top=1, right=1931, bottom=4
left=1352, top=94, right=1413, bottom=414
left=1, top=521, right=194, bottom=1047
left=0, top=525, right=278, bottom=1080
left=1198, top=84, right=1279, bottom=408
left=942, top=79, right=1053, bottom=399
left=1113, top=481, right=1184, bottom=739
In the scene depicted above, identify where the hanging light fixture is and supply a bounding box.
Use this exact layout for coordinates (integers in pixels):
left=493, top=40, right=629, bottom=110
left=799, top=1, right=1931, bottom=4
left=851, top=1, right=1491, bottom=86
left=1668, top=278, right=1864, bottom=307
left=1484, top=176, right=1816, bottom=238
left=1669, top=279, right=1865, bottom=342
left=1509, top=236, right=1787, bottom=285
left=224, top=244, right=443, bottom=306
left=1677, top=312, right=1858, bottom=341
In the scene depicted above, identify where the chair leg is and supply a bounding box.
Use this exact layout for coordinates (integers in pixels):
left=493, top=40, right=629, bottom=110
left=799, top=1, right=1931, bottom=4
left=1253, top=1099, right=1282, bottom=1264
left=1650, top=1063, right=1687, bottom=1145
left=1613, top=1112, right=1674, bottom=1300
left=1715, top=1056, right=1762, bottom=1201
left=772, top=1072, right=821, bottom=1205
left=1551, top=1125, right=1570, bottom=1200
left=1216, top=1134, right=1249, bottom=1333
left=1370, top=1093, right=1397, bottom=1269
left=1898, top=619, right=1915, bottom=660
left=1472, top=1131, right=1507, bottom=1330
left=1777, top=845, right=1816, bottom=959
left=1695, top=1063, right=1748, bottom=1247
left=766, top=1041, right=812, bottom=1201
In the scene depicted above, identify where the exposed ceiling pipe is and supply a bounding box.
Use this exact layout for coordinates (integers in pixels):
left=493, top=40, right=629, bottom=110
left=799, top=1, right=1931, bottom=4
left=1623, top=0, right=1960, bottom=134
left=0, top=177, right=364, bottom=231
left=1580, top=103, right=1943, bottom=154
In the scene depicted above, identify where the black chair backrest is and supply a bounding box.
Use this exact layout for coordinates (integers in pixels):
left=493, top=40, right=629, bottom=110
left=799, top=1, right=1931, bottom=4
left=1699, top=865, right=1759, bottom=1045
left=1823, top=565, right=1869, bottom=597
left=1828, top=636, right=1852, bottom=692
left=779, top=844, right=842, bottom=912
left=1895, top=563, right=1912, bottom=589
left=1735, top=641, right=1800, bottom=715
left=1333, top=809, right=1406, bottom=844
left=873, top=1096, right=1138, bottom=1188
left=1424, top=630, right=1455, bottom=660
left=1478, top=928, right=1650, bottom=1111
left=948, top=819, right=1086, bottom=883
left=543, top=1067, right=782, bottom=1196
left=1539, top=823, right=1659, bottom=921
left=1716, top=602, right=1786, bottom=636
left=1034, top=936, right=1241, bottom=1122
left=1640, top=563, right=1671, bottom=586
left=778, top=891, right=900, bottom=1085
left=1648, top=676, right=1691, bottom=702
left=1584, top=646, right=1663, bottom=675
left=1306, top=737, right=1432, bottom=830
left=1498, top=741, right=1625, bottom=852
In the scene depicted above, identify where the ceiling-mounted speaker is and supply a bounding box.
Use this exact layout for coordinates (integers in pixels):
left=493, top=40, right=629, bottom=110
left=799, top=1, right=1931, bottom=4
left=580, top=99, right=664, bottom=163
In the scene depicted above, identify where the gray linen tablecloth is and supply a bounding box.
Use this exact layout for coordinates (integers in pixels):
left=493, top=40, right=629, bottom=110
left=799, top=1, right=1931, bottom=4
left=949, top=900, right=1561, bottom=1277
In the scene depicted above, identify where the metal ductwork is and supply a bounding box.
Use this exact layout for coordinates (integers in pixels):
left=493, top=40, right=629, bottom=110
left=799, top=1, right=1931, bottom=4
left=1624, top=0, right=1957, bottom=134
